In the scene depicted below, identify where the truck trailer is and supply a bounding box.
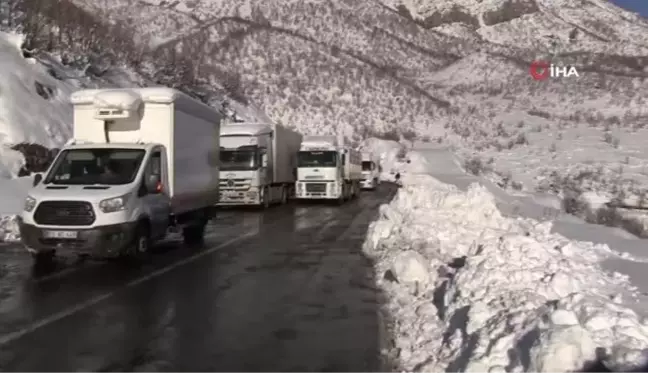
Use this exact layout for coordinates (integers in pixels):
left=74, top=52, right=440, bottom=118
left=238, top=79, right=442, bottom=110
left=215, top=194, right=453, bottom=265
left=19, top=87, right=222, bottom=264
left=295, top=135, right=362, bottom=202
left=217, top=122, right=302, bottom=207
left=360, top=152, right=381, bottom=190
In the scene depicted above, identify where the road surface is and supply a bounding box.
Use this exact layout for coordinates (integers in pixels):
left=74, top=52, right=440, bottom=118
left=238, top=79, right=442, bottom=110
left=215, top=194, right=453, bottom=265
left=0, top=184, right=397, bottom=371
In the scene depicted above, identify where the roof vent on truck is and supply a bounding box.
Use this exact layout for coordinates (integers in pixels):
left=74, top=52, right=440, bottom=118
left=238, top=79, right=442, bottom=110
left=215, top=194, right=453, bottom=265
left=64, top=139, right=94, bottom=146
left=74, top=89, right=145, bottom=121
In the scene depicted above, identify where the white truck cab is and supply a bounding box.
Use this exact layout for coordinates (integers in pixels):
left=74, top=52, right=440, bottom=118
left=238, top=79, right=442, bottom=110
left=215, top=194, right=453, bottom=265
left=19, top=87, right=222, bottom=264
left=295, top=135, right=362, bottom=202
left=360, top=152, right=380, bottom=190
left=218, top=122, right=301, bottom=207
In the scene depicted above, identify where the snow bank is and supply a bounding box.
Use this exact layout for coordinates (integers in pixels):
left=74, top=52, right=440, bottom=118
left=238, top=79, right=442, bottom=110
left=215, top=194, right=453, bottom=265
left=364, top=153, right=648, bottom=371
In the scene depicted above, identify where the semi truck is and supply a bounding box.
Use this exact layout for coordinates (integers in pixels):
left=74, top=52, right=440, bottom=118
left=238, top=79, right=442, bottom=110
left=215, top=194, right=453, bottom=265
left=295, top=135, right=362, bottom=202
left=19, top=87, right=222, bottom=264
left=217, top=122, right=302, bottom=207
left=360, top=152, right=380, bottom=190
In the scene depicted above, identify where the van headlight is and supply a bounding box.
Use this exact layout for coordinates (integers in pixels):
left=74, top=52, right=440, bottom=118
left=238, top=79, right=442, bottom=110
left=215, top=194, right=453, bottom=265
left=99, top=193, right=130, bottom=213
left=24, top=196, right=36, bottom=212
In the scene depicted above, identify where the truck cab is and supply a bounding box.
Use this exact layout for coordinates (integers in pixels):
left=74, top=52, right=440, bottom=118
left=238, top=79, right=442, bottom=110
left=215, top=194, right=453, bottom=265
left=360, top=152, right=380, bottom=190
left=295, top=136, right=361, bottom=202
left=218, top=123, right=301, bottom=207
left=218, top=125, right=269, bottom=205
left=21, top=142, right=170, bottom=259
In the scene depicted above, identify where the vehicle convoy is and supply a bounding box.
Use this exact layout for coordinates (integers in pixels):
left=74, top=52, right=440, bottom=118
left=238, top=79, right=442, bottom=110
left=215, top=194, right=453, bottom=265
left=295, top=135, right=362, bottom=202
left=19, top=87, right=222, bottom=263
left=360, top=152, right=380, bottom=190
left=217, top=122, right=302, bottom=207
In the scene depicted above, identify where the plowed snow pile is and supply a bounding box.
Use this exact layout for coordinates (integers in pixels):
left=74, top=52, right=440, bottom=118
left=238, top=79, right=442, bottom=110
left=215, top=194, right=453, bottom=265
left=364, top=153, right=648, bottom=371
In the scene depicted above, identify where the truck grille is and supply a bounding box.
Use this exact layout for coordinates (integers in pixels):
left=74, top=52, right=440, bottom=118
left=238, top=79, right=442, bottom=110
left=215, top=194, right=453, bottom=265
left=305, top=183, right=327, bottom=193
left=34, top=201, right=95, bottom=226
left=219, top=178, right=250, bottom=190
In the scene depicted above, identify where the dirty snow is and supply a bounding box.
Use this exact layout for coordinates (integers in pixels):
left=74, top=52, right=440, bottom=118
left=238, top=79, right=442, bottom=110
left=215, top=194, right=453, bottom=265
left=364, top=147, right=648, bottom=371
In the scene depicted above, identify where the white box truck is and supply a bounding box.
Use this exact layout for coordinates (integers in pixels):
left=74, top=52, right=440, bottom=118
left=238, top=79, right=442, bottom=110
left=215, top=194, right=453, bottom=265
left=360, top=152, right=381, bottom=190
left=19, top=87, right=222, bottom=264
left=218, top=122, right=302, bottom=207
left=295, top=135, right=362, bottom=202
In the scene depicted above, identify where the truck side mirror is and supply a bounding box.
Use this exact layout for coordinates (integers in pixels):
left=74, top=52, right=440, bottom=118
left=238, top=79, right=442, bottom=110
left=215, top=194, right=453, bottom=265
left=145, top=174, right=162, bottom=194
left=33, top=173, right=43, bottom=186
left=261, top=154, right=268, bottom=167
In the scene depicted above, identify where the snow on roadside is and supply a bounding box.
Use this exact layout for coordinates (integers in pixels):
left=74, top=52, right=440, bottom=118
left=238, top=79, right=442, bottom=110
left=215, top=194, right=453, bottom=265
left=364, top=153, right=648, bottom=371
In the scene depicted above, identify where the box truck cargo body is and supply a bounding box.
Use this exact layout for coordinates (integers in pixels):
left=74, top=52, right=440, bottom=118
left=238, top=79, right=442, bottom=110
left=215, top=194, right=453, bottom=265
left=218, top=122, right=302, bottom=207
left=360, top=152, right=380, bottom=190
left=295, top=135, right=362, bottom=202
left=19, top=87, right=222, bottom=263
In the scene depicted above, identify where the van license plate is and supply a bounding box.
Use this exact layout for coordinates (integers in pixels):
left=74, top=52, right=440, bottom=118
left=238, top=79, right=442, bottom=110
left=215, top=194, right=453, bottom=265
left=43, top=230, right=78, bottom=239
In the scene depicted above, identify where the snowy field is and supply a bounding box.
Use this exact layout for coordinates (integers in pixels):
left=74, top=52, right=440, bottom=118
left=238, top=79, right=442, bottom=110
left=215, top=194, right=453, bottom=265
left=363, top=143, right=648, bottom=371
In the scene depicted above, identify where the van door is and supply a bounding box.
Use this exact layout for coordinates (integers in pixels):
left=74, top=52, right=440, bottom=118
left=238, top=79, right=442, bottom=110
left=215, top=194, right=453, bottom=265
left=142, top=148, right=171, bottom=239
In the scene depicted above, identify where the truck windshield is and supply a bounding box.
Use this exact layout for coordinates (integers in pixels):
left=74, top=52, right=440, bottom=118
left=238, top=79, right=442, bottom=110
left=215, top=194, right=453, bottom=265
left=220, top=150, right=258, bottom=171
left=362, top=161, right=374, bottom=171
left=298, top=151, right=337, bottom=167
left=45, top=148, right=146, bottom=185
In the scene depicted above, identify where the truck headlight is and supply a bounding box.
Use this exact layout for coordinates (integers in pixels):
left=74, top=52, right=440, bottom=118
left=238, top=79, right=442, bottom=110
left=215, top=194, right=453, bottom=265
left=24, top=196, right=36, bottom=212
left=99, top=193, right=130, bottom=213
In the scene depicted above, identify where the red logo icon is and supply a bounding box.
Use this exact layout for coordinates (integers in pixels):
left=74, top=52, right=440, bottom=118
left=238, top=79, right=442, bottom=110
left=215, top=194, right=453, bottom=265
left=530, top=61, right=550, bottom=80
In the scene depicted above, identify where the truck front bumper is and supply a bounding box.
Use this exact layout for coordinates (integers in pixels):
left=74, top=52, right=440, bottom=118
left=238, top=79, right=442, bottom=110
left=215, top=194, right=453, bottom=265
left=217, top=189, right=260, bottom=206
left=295, top=189, right=340, bottom=199
left=361, top=179, right=376, bottom=189
left=18, top=217, right=137, bottom=258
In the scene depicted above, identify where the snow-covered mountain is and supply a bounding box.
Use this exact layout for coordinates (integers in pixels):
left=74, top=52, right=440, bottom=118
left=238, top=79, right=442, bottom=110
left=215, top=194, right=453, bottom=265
left=63, top=0, right=648, bottom=137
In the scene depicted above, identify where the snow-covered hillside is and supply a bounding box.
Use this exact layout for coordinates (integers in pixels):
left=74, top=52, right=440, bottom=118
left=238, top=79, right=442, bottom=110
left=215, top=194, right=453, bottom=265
left=0, top=32, right=73, bottom=178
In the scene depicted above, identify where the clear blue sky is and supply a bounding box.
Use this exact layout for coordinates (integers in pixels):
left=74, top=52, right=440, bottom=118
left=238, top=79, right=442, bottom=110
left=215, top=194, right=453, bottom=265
left=611, top=0, right=648, bottom=17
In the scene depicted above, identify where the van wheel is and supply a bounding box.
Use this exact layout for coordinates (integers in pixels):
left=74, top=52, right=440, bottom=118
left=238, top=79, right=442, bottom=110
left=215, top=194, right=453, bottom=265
left=121, top=223, right=151, bottom=265
left=183, top=220, right=206, bottom=247
left=134, top=224, right=152, bottom=261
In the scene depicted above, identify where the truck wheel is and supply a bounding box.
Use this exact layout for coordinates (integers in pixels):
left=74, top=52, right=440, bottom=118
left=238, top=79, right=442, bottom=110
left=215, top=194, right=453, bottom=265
left=280, top=186, right=288, bottom=204
left=262, top=187, right=271, bottom=209
left=183, top=221, right=206, bottom=247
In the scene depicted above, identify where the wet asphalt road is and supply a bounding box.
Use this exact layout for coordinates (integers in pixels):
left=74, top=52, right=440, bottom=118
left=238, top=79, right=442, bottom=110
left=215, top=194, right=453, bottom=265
left=0, top=184, right=397, bottom=371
